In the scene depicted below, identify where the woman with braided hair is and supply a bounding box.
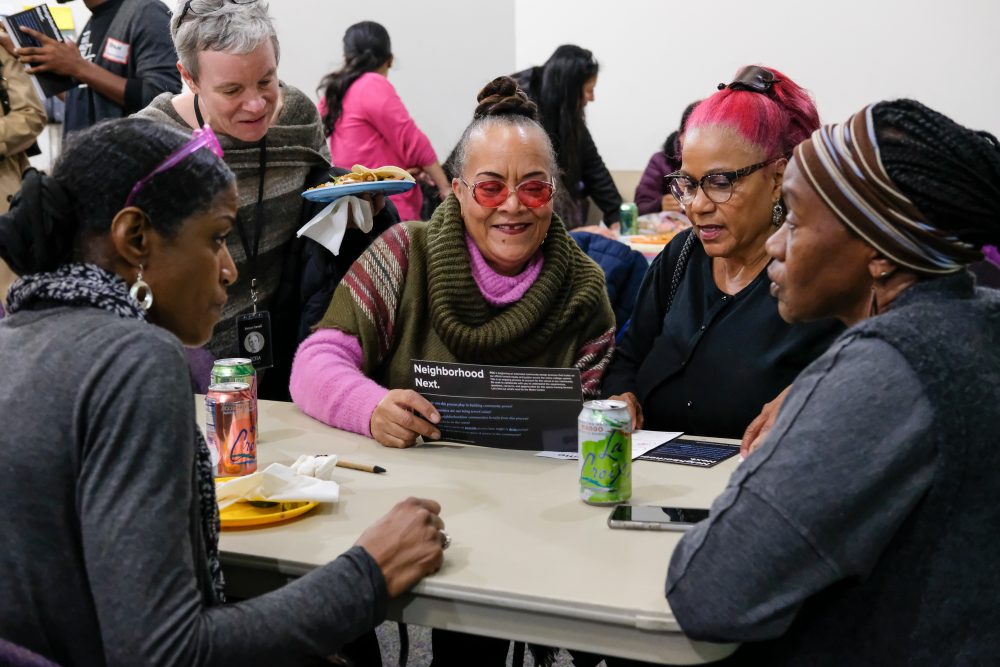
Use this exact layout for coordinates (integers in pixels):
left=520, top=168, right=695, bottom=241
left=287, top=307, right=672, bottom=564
left=0, top=118, right=447, bottom=665
left=603, top=65, right=842, bottom=440
left=666, top=100, right=1000, bottom=664
left=318, top=21, right=451, bottom=221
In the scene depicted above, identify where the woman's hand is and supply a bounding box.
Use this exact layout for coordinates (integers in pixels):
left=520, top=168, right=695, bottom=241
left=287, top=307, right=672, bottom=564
left=355, top=497, right=446, bottom=597
left=608, top=392, right=644, bottom=431
left=370, top=389, right=441, bottom=448
left=740, top=385, right=790, bottom=457
left=661, top=194, right=683, bottom=213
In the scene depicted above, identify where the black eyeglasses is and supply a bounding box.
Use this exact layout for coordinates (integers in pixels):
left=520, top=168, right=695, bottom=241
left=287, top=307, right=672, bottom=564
left=179, top=0, right=257, bottom=22
left=665, top=158, right=779, bottom=205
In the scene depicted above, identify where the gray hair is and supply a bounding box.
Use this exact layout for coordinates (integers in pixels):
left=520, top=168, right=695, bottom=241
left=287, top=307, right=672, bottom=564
left=451, top=115, right=559, bottom=179
left=171, top=0, right=280, bottom=82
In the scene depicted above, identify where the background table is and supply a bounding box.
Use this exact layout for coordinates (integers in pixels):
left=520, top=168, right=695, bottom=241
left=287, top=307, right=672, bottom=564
left=205, top=399, right=739, bottom=664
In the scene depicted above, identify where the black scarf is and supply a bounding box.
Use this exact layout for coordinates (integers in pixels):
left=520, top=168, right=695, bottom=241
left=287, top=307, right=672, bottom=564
left=6, top=263, right=226, bottom=603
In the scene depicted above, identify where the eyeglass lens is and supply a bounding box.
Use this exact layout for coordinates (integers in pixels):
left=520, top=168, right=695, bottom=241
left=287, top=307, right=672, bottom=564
left=668, top=173, right=736, bottom=205
left=471, top=180, right=554, bottom=208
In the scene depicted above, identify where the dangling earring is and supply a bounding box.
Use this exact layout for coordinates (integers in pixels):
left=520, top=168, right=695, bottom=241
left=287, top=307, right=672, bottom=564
left=130, top=264, right=153, bottom=310
left=771, top=199, right=784, bottom=226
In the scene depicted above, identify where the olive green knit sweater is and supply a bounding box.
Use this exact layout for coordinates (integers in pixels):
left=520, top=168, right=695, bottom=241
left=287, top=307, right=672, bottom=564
left=318, top=195, right=615, bottom=396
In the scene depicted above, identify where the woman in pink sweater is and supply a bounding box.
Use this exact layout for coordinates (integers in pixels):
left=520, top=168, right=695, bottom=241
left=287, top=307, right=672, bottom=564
left=318, top=21, right=450, bottom=221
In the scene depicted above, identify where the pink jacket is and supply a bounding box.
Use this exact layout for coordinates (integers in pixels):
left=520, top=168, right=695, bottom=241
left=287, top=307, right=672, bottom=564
left=322, top=72, right=438, bottom=222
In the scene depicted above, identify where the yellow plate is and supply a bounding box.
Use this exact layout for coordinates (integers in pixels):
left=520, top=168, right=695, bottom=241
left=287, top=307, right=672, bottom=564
left=216, top=477, right=319, bottom=529
left=218, top=500, right=319, bottom=529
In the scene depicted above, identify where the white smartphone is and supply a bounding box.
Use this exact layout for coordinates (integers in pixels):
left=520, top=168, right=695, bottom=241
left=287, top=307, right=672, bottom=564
left=607, top=504, right=710, bottom=531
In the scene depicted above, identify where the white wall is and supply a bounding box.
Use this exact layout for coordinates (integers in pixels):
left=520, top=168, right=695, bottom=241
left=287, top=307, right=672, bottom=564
left=269, top=0, right=515, bottom=163
left=6, top=0, right=998, bottom=175
left=515, top=0, right=1000, bottom=171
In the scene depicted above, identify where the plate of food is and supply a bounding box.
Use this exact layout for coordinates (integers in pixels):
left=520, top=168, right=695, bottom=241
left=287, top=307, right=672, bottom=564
left=215, top=477, right=320, bottom=529
left=302, top=164, right=416, bottom=202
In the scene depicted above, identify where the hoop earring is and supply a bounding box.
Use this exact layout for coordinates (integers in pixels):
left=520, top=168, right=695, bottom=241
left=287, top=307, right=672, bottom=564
left=130, top=264, right=153, bottom=311
left=771, top=199, right=784, bottom=226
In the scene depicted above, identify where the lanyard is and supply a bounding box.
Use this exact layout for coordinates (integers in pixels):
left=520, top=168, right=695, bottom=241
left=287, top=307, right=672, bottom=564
left=194, top=94, right=267, bottom=311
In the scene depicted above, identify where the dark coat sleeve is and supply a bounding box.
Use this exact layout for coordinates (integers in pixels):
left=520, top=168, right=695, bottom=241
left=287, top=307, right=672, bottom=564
left=635, top=152, right=671, bottom=215
left=122, top=1, right=182, bottom=113
left=577, top=124, right=622, bottom=223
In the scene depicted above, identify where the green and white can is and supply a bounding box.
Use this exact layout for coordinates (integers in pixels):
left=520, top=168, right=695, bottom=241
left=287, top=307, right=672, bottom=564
left=578, top=399, right=632, bottom=505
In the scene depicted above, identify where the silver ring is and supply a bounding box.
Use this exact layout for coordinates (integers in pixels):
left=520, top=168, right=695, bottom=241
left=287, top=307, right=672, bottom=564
left=441, top=531, right=452, bottom=550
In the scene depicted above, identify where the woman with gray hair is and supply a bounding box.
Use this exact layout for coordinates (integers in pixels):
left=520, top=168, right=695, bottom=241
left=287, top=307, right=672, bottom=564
left=136, top=0, right=398, bottom=399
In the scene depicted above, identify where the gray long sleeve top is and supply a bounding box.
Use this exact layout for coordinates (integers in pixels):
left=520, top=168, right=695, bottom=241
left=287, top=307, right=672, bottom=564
left=666, top=334, right=933, bottom=641
left=0, top=305, right=387, bottom=666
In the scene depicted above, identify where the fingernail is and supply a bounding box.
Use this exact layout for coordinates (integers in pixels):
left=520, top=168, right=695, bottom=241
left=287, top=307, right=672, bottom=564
left=430, top=413, right=440, bottom=424
left=431, top=431, right=440, bottom=440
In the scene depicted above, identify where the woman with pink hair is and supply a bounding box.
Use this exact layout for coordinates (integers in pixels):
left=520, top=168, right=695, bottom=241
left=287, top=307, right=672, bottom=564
left=603, top=65, right=843, bottom=443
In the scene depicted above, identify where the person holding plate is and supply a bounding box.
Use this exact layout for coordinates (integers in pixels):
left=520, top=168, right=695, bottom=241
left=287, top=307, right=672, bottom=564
left=135, top=0, right=399, bottom=398
left=666, top=99, right=1000, bottom=665
left=602, top=65, right=843, bottom=440
left=319, top=20, right=451, bottom=222
left=0, top=117, right=447, bottom=667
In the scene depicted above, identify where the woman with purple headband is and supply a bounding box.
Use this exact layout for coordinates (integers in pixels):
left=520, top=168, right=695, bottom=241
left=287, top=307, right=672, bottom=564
left=666, top=99, right=1000, bottom=665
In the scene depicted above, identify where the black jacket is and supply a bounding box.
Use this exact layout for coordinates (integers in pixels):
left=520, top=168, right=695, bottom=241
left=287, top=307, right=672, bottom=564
left=603, top=230, right=843, bottom=438
left=262, top=165, right=399, bottom=400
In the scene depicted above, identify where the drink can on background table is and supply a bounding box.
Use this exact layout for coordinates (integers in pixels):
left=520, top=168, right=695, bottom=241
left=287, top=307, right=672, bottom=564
left=211, top=357, right=258, bottom=431
left=205, top=382, right=257, bottom=477
left=578, top=400, right=632, bottom=505
left=619, top=202, right=639, bottom=236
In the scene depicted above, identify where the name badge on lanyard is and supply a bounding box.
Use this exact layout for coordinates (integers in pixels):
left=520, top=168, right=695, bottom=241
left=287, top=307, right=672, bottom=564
left=235, top=136, right=272, bottom=370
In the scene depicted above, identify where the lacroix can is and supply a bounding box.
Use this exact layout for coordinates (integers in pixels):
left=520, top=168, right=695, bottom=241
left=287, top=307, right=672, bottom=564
left=206, top=382, right=256, bottom=477
left=578, top=399, right=632, bottom=505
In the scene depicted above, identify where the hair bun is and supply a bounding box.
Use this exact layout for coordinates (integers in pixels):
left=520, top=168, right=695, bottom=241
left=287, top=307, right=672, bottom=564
left=0, top=169, right=77, bottom=276
left=473, top=76, right=538, bottom=121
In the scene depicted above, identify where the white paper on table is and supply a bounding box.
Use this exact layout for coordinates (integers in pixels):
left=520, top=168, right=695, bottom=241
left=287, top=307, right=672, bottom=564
left=535, top=429, right=683, bottom=461
left=215, top=462, right=340, bottom=510
left=295, top=195, right=373, bottom=255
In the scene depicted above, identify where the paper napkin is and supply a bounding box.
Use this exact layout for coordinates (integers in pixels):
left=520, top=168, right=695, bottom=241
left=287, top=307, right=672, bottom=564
left=296, top=195, right=374, bottom=255
left=215, top=462, right=340, bottom=510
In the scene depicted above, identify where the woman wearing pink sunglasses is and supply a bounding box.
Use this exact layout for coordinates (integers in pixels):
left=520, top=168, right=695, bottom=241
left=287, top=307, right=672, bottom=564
left=292, top=76, right=614, bottom=448
left=291, top=71, right=616, bottom=667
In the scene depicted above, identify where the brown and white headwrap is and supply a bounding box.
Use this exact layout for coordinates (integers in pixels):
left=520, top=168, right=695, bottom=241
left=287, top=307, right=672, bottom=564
left=794, top=105, right=981, bottom=274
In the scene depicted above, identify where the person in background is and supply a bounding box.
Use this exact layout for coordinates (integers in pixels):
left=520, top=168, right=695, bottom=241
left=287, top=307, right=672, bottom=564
left=512, top=44, right=622, bottom=230
left=634, top=100, right=699, bottom=216
left=667, top=99, right=1000, bottom=665
left=9, top=0, right=180, bottom=136
left=319, top=20, right=450, bottom=221
left=0, top=38, right=46, bottom=314
left=0, top=116, right=446, bottom=666
left=136, top=0, right=398, bottom=398
left=292, top=77, right=615, bottom=665
left=603, top=65, right=842, bottom=439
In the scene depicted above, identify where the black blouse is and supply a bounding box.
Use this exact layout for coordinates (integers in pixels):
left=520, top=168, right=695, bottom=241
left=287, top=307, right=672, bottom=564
left=603, top=230, right=844, bottom=439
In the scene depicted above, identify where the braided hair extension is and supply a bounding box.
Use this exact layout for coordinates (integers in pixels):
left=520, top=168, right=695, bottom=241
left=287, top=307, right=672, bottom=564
left=318, top=21, right=392, bottom=137
left=873, top=99, right=1000, bottom=247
